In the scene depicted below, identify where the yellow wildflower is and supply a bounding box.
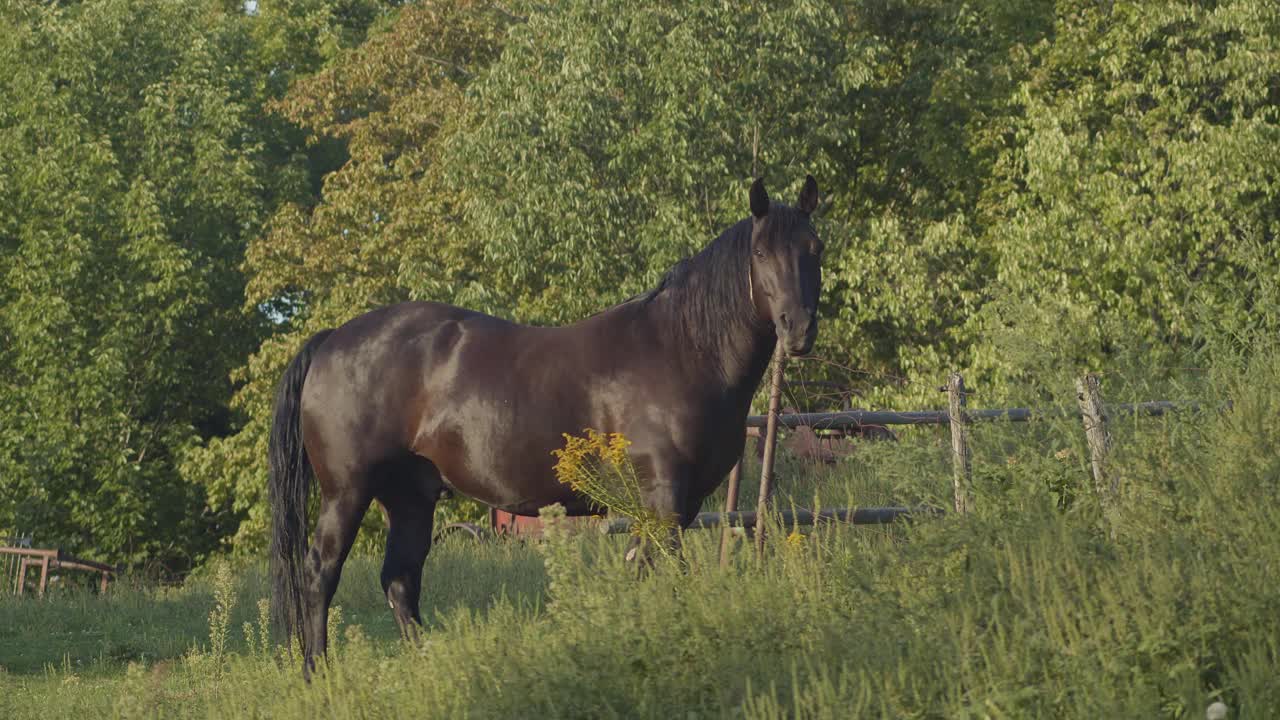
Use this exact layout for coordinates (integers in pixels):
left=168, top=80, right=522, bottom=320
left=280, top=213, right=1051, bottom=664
left=550, top=429, right=673, bottom=558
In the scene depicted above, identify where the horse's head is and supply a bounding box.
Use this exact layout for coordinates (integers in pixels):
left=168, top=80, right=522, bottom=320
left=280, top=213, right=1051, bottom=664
left=748, top=175, right=823, bottom=356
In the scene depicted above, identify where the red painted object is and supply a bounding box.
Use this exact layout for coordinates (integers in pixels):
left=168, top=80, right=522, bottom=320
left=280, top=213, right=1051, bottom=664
left=489, top=508, right=548, bottom=537
left=437, top=510, right=602, bottom=543
left=488, top=508, right=605, bottom=538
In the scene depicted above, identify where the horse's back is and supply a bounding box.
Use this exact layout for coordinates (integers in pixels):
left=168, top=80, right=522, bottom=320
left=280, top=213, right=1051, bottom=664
left=299, top=303, right=499, bottom=473
left=298, top=301, right=595, bottom=505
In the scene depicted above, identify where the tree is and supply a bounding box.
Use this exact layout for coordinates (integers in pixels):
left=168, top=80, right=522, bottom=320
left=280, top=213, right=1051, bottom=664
left=0, top=0, right=397, bottom=566
left=437, top=0, right=1059, bottom=406
left=198, top=0, right=1280, bottom=554
left=0, top=0, right=259, bottom=564
left=186, top=0, right=510, bottom=549
left=970, top=0, right=1280, bottom=395
left=204, top=0, right=1063, bottom=548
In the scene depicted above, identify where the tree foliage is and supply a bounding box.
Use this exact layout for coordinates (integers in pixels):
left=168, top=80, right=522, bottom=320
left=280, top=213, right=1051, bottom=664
left=0, top=0, right=259, bottom=563
left=4, top=0, right=1280, bottom=560
left=971, top=0, right=1280, bottom=393
left=184, top=0, right=510, bottom=548
left=0, top=0, right=395, bottom=566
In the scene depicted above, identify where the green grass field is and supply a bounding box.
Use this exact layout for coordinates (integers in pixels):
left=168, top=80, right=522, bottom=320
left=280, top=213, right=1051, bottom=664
left=3, top=356, right=1279, bottom=719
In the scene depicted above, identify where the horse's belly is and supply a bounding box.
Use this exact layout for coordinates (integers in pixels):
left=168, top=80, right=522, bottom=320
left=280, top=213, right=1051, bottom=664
left=436, top=459, right=595, bottom=517
left=416, top=421, right=583, bottom=513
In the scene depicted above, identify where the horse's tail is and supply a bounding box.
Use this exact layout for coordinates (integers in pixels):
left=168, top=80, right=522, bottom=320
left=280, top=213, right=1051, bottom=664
left=268, top=329, right=334, bottom=651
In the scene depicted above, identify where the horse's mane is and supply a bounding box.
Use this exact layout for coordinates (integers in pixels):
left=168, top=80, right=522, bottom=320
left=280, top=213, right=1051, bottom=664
left=599, top=205, right=810, bottom=375
left=636, top=217, right=756, bottom=343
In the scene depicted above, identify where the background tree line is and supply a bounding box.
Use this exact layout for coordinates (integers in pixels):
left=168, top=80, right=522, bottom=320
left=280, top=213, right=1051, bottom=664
left=1, top=0, right=1277, bottom=568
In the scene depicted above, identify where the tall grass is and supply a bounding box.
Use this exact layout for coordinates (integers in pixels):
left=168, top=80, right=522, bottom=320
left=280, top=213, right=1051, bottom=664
left=3, top=352, right=1279, bottom=718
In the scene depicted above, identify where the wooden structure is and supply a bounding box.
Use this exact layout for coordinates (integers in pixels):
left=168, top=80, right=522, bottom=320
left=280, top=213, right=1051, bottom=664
left=946, top=373, right=973, bottom=514
left=1, top=546, right=116, bottom=597
left=1076, top=373, right=1116, bottom=503
left=467, top=508, right=600, bottom=541
left=606, top=506, right=937, bottom=535
left=740, top=399, right=1190, bottom=432
left=754, top=342, right=788, bottom=553
left=438, top=374, right=1198, bottom=553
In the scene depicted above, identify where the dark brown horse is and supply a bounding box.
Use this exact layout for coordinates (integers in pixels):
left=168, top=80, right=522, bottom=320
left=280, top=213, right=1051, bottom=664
left=269, top=176, right=824, bottom=673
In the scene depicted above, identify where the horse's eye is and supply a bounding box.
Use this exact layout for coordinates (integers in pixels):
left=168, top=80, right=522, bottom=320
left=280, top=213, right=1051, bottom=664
left=753, top=249, right=765, bottom=259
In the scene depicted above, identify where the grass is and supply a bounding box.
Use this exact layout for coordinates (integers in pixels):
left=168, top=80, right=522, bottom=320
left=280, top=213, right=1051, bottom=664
left=0, top=538, right=547, bottom=675
left=3, top=352, right=1279, bottom=718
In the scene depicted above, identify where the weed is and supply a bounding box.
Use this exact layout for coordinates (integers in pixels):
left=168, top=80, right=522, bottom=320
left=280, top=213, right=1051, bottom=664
left=552, top=429, right=676, bottom=560
left=206, top=561, right=237, bottom=673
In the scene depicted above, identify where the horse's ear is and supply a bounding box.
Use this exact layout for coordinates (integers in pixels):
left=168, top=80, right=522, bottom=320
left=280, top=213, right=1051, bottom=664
left=797, top=175, right=820, bottom=215
left=750, top=178, right=770, bottom=219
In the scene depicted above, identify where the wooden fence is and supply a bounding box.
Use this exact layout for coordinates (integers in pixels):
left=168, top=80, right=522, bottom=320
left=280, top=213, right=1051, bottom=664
left=443, top=348, right=1200, bottom=560
left=715, top=342, right=1200, bottom=564
left=1, top=544, right=117, bottom=597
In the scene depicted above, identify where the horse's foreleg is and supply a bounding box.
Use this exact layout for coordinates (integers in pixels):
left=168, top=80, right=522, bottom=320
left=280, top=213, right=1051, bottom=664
left=626, top=469, right=697, bottom=570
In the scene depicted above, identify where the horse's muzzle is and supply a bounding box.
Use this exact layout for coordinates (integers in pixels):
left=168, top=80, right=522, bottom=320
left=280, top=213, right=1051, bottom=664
left=781, top=316, right=818, bottom=356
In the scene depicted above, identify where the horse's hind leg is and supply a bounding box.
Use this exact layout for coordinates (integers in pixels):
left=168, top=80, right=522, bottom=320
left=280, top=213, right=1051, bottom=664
left=377, top=457, right=440, bottom=636
left=302, top=482, right=370, bottom=674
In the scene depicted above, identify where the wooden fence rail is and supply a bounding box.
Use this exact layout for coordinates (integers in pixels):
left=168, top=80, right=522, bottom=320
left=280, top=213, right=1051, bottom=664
left=464, top=373, right=1209, bottom=564
left=0, top=546, right=116, bottom=597
left=722, top=373, right=1208, bottom=562
left=604, top=506, right=940, bottom=535
left=742, top=400, right=1194, bottom=431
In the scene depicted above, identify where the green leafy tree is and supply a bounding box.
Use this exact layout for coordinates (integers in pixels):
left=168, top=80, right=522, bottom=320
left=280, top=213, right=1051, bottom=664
left=199, top=0, right=1280, bottom=555
left=0, top=0, right=396, bottom=566
left=438, top=0, right=1059, bottom=406
left=0, top=0, right=262, bottom=564
left=970, top=0, right=1280, bottom=396
left=440, top=0, right=870, bottom=324
left=813, top=0, right=1055, bottom=404
left=186, top=0, right=510, bottom=549
left=205, top=0, right=1062, bottom=548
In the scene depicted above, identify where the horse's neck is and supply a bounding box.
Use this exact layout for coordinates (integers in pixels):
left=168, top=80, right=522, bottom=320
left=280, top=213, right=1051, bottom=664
left=654, top=294, right=775, bottom=395
left=725, top=329, right=777, bottom=398
left=632, top=231, right=775, bottom=395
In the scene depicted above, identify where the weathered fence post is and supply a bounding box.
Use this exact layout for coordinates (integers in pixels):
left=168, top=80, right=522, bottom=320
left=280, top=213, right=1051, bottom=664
left=2, top=531, right=13, bottom=596
left=14, top=557, right=28, bottom=596
left=946, top=373, right=973, bottom=514
left=1076, top=373, right=1115, bottom=504
left=37, top=554, right=49, bottom=598
left=718, top=458, right=742, bottom=567
left=754, top=341, right=787, bottom=555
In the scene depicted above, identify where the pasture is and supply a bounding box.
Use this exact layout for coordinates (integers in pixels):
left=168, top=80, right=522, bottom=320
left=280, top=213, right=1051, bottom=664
left=3, top=356, right=1279, bottom=719
left=4, top=2, right=1280, bottom=718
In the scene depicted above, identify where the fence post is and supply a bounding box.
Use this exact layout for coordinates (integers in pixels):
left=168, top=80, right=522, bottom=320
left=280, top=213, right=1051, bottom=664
left=15, top=557, right=28, bottom=596
left=2, top=532, right=10, bottom=597
left=718, top=458, right=742, bottom=567
left=754, top=341, right=787, bottom=555
left=37, top=555, right=49, bottom=598
left=1075, top=373, right=1115, bottom=504
left=946, top=373, right=973, bottom=514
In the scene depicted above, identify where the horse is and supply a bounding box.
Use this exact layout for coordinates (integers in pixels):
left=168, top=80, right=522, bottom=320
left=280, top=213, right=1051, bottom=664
left=268, top=175, right=825, bottom=674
